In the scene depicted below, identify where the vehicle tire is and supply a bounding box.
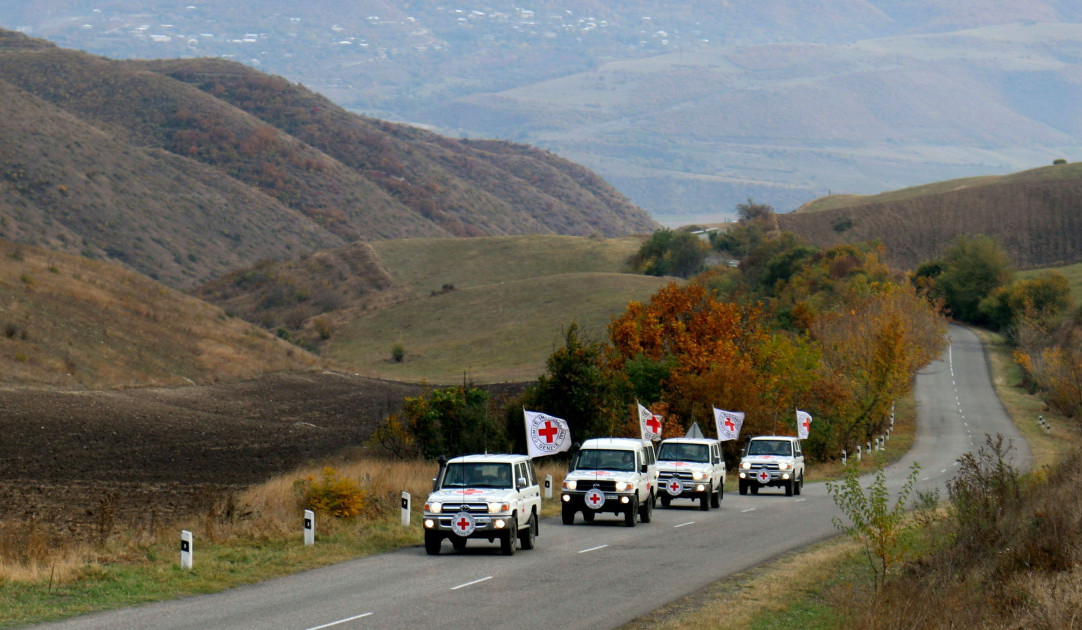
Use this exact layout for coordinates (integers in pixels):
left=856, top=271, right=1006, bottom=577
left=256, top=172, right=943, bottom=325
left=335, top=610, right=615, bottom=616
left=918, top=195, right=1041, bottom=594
left=625, top=497, right=637, bottom=527
left=640, top=492, right=653, bottom=523
left=712, top=484, right=722, bottom=507
left=582, top=509, right=595, bottom=523
left=699, top=490, right=710, bottom=511
left=501, top=518, right=517, bottom=555
left=795, top=473, right=803, bottom=496
left=785, top=479, right=794, bottom=496
left=450, top=536, right=467, bottom=551
left=519, top=514, right=536, bottom=550
left=750, top=484, right=759, bottom=495
left=424, top=530, right=441, bottom=556
left=561, top=503, right=575, bottom=525
left=738, top=480, right=748, bottom=496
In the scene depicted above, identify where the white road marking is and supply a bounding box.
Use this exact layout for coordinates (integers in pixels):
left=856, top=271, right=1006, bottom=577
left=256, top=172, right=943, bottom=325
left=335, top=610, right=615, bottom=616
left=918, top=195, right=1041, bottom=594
left=742, top=508, right=756, bottom=513
left=578, top=544, right=609, bottom=554
left=673, top=521, right=696, bottom=528
left=794, top=499, right=807, bottom=503
left=305, top=612, right=374, bottom=630
left=451, top=576, right=493, bottom=591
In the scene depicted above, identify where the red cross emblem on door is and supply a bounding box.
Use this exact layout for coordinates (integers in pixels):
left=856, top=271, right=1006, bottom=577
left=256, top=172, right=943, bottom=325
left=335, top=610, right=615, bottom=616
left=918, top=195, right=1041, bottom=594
left=584, top=488, right=605, bottom=509
left=452, top=511, right=475, bottom=536
left=667, top=479, right=682, bottom=495
left=756, top=470, right=770, bottom=484
left=537, top=420, right=558, bottom=443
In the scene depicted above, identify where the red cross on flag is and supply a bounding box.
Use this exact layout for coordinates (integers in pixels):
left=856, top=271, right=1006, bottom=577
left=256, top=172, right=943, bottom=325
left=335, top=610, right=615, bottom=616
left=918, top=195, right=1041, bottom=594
left=638, top=401, right=662, bottom=442
left=524, top=409, right=572, bottom=458
left=713, top=407, right=745, bottom=442
left=797, top=409, right=813, bottom=439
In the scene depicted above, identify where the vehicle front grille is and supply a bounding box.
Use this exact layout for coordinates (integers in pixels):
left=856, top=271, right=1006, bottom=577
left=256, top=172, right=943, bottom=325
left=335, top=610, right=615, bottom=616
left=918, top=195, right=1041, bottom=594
left=439, top=502, right=489, bottom=513
left=749, top=463, right=779, bottom=471
left=659, top=471, right=693, bottom=481
left=577, top=480, right=617, bottom=492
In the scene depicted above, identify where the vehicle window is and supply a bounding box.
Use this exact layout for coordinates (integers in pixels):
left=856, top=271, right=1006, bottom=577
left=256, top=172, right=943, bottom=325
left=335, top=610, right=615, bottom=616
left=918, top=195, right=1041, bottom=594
left=442, top=462, right=514, bottom=488
left=747, top=440, right=793, bottom=457
left=575, top=449, right=636, bottom=472
left=657, top=443, right=709, bottom=463
left=644, top=444, right=656, bottom=466
left=526, top=461, right=537, bottom=486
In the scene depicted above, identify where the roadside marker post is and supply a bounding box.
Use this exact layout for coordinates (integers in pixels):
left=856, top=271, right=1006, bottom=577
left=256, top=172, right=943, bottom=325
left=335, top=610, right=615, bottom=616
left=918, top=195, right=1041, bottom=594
left=856, top=445, right=862, bottom=462
left=304, top=509, right=315, bottom=547
left=401, top=492, right=411, bottom=527
left=180, top=530, right=193, bottom=570
left=544, top=474, right=552, bottom=499
left=841, top=449, right=847, bottom=465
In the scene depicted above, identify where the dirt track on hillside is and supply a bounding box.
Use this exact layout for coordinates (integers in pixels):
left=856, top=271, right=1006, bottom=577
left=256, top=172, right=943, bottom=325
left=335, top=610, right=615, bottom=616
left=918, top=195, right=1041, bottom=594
left=0, top=373, right=521, bottom=540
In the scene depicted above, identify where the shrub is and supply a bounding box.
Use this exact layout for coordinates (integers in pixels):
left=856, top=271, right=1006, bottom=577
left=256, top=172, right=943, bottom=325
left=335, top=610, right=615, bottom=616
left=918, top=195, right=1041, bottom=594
left=293, top=467, right=367, bottom=518
left=391, top=343, right=405, bottom=362
left=946, top=433, right=1020, bottom=551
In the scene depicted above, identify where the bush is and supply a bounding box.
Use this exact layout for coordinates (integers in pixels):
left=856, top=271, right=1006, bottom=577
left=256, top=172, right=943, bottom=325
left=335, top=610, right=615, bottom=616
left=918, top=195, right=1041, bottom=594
left=946, top=433, right=1020, bottom=551
left=293, top=467, right=367, bottom=518
left=391, top=343, right=405, bottom=362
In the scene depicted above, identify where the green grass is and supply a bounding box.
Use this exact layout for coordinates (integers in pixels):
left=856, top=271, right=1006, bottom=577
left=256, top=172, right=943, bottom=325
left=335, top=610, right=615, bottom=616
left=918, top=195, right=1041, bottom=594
left=325, top=271, right=670, bottom=383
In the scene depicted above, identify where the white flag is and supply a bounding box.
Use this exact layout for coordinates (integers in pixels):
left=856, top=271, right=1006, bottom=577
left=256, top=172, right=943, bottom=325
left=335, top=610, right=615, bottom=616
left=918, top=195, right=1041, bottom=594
left=638, top=401, right=662, bottom=442
left=713, top=408, right=745, bottom=442
left=524, top=410, right=572, bottom=458
left=797, top=409, right=813, bottom=439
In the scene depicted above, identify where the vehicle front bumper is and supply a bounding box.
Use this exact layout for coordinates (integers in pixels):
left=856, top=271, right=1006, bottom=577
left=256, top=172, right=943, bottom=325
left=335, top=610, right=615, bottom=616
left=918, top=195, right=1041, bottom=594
left=561, top=491, right=636, bottom=512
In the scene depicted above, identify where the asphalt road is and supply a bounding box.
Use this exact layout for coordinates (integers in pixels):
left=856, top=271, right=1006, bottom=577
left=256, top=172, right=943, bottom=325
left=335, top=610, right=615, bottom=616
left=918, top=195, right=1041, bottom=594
left=37, top=325, right=1030, bottom=630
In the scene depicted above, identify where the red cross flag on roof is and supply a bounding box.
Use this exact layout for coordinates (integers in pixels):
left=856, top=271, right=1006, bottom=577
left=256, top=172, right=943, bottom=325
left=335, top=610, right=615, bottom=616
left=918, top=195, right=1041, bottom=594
left=797, top=409, right=813, bottom=439
left=638, top=401, right=662, bottom=442
left=713, top=407, right=745, bottom=442
left=524, top=409, right=572, bottom=458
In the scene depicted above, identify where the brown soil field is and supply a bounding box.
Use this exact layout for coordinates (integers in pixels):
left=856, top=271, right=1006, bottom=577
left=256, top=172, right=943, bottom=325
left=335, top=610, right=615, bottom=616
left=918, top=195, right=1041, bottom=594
left=0, top=372, right=523, bottom=540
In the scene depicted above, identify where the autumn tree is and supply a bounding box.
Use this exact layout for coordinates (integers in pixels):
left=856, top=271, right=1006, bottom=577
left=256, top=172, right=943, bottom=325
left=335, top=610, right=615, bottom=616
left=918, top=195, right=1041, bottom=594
left=632, top=228, right=710, bottom=278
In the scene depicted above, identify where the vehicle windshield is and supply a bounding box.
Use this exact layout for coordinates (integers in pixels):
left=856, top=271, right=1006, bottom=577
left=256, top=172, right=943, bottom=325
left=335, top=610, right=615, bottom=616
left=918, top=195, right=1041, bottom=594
left=575, top=449, right=636, bottom=472
left=657, top=443, right=708, bottom=463
left=441, top=462, right=513, bottom=489
left=747, top=440, right=793, bottom=457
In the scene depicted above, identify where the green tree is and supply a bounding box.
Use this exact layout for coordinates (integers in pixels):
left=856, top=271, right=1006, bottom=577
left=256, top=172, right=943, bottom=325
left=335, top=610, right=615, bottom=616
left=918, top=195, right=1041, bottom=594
left=402, top=385, right=499, bottom=460
left=632, top=228, right=709, bottom=278
left=978, top=271, right=1072, bottom=335
left=934, top=235, right=1013, bottom=324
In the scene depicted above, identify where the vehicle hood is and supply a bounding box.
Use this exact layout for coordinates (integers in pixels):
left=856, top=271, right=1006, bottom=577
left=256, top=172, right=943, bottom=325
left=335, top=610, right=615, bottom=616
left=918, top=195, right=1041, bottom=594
left=742, top=454, right=797, bottom=464
left=426, top=487, right=517, bottom=504
left=657, top=460, right=710, bottom=472
left=566, top=469, right=639, bottom=483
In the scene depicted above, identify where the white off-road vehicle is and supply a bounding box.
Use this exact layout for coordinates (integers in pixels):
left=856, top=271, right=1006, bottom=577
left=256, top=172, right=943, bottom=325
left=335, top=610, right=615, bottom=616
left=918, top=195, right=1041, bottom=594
left=656, top=437, right=726, bottom=510
left=561, top=437, right=657, bottom=527
left=423, top=454, right=541, bottom=555
left=738, top=436, right=805, bottom=496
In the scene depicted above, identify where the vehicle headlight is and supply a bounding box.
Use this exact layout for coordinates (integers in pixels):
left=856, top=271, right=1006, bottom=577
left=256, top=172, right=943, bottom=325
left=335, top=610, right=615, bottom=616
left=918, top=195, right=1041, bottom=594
left=740, top=461, right=751, bottom=470
left=563, top=480, right=578, bottom=490
left=780, top=462, right=793, bottom=470
left=425, top=502, right=442, bottom=514
left=488, top=502, right=510, bottom=514
left=692, top=471, right=706, bottom=481
left=614, top=481, right=633, bottom=492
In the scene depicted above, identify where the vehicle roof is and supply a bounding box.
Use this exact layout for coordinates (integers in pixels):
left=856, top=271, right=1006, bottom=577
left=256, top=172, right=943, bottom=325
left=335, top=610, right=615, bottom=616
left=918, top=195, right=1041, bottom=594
left=446, top=453, right=529, bottom=464
left=748, top=435, right=800, bottom=441
left=660, top=437, right=719, bottom=446
left=580, top=437, right=647, bottom=450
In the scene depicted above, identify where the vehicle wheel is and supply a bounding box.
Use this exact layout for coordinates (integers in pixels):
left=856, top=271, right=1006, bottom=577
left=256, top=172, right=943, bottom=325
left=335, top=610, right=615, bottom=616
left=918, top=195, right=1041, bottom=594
left=750, top=484, right=759, bottom=495
left=519, top=514, right=536, bottom=550
left=712, top=484, right=722, bottom=507
left=501, top=518, right=517, bottom=555
left=625, top=498, right=637, bottom=527
left=785, top=479, right=794, bottom=496
left=582, top=509, right=595, bottom=523
left=561, top=503, right=575, bottom=525
left=639, top=493, right=653, bottom=523
left=450, top=536, right=467, bottom=551
left=424, top=530, right=441, bottom=556
left=738, top=480, right=748, bottom=496
left=699, top=490, right=710, bottom=511
left=795, top=473, right=803, bottom=496
left=660, top=495, right=671, bottom=508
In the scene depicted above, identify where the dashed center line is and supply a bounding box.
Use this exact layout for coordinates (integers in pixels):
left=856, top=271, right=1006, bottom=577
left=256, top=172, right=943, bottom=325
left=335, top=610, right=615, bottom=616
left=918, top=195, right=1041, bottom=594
left=742, top=508, right=756, bottom=513
left=578, top=544, right=609, bottom=554
left=305, top=612, right=374, bottom=630
left=451, top=576, right=492, bottom=591
left=673, top=521, right=696, bottom=528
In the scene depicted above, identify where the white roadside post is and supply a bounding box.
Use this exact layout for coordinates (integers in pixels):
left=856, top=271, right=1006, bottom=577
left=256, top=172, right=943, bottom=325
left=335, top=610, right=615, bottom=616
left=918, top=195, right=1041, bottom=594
left=401, top=491, right=411, bottom=527
left=856, top=445, right=862, bottom=462
left=304, top=509, right=315, bottom=547
left=544, top=474, right=552, bottom=499
left=841, top=449, right=847, bottom=465
left=180, top=530, right=193, bottom=570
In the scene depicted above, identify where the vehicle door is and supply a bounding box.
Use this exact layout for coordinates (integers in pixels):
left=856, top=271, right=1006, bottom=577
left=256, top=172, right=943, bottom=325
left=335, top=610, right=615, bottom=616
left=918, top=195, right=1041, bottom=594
left=516, top=460, right=541, bottom=522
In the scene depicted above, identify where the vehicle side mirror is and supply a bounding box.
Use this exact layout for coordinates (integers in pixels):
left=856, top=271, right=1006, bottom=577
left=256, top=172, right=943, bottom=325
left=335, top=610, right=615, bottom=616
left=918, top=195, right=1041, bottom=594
left=517, top=477, right=528, bottom=489
left=640, top=464, right=648, bottom=473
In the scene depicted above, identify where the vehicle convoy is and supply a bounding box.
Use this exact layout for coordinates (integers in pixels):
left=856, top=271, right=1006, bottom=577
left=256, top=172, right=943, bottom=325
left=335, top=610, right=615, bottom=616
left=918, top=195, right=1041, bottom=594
left=656, top=437, right=726, bottom=510
left=561, top=437, right=657, bottom=527
left=738, top=435, right=805, bottom=496
left=423, top=454, right=541, bottom=555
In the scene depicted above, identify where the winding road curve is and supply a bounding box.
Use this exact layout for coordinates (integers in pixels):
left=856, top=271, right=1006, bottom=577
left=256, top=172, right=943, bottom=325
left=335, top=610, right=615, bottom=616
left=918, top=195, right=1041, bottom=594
left=38, top=325, right=1029, bottom=630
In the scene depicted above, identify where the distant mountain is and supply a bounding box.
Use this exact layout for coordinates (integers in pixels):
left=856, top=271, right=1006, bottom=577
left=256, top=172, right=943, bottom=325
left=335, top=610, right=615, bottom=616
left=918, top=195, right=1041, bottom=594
left=0, top=30, right=656, bottom=287
left=5, top=2, right=1082, bottom=222
left=778, top=163, right=1082, bottom=270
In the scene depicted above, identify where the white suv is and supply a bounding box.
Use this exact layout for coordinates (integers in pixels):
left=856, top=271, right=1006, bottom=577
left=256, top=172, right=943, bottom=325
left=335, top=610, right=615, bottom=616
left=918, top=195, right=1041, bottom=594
left=561, top=437, right=656, bottom=527
left=738, top=436, right=805, bottom=496
left=423, top=454, right=541, bottom=555
left=656, top=437, right=726, bottom=510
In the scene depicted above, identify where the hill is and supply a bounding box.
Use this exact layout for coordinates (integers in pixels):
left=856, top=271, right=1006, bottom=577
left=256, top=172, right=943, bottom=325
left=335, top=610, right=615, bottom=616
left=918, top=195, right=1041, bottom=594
left=777, top=163, right=1082, bottom=270
left=0, top=239, right=321, bottom=389
left=195, top=235, right=667, bottom=383
left=8, top=2, right=1082, bottom=222
left=0, top=29, right=657, bottom=288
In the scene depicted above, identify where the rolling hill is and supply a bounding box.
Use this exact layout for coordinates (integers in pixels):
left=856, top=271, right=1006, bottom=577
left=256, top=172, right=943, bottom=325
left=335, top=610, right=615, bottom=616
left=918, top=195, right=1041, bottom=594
left=0, top=29, right=657, bottom=289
